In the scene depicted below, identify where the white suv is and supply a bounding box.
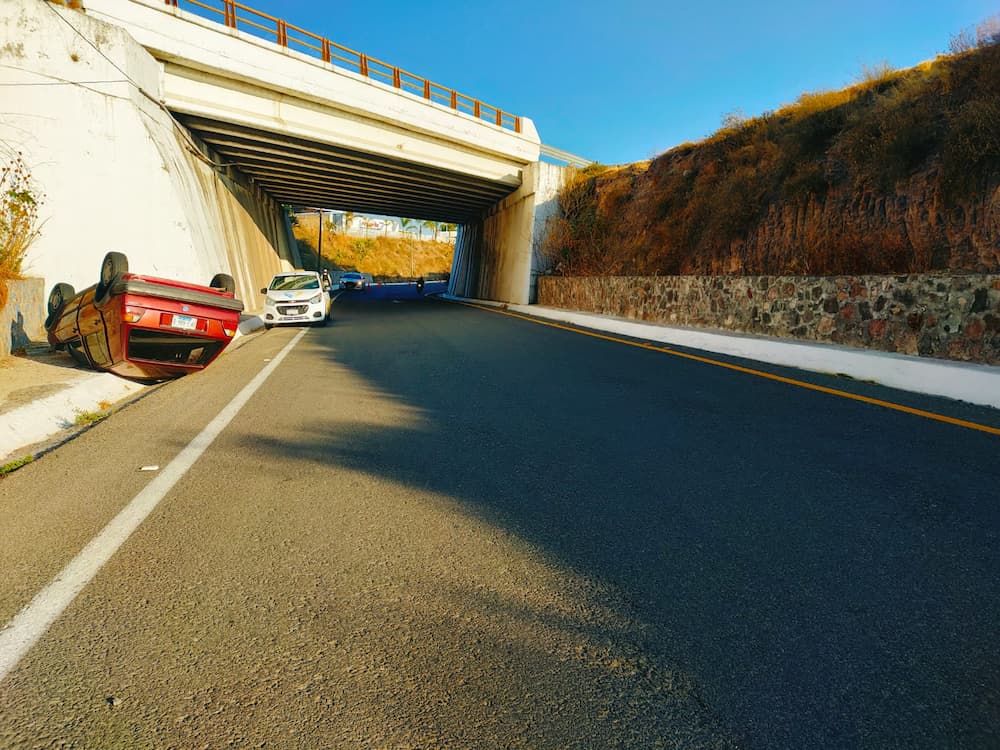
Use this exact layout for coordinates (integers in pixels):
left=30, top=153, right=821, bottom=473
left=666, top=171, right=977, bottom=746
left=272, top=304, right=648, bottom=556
left=260, top=271, right=331, bottom=328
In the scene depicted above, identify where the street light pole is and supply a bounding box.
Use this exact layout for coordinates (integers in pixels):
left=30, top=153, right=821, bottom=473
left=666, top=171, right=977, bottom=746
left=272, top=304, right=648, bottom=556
left=317, top=209, right=323, bottom=273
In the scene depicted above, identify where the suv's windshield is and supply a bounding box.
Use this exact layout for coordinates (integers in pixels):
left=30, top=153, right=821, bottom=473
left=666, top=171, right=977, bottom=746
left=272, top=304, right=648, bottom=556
left=270, top=275, right=319, bottom=291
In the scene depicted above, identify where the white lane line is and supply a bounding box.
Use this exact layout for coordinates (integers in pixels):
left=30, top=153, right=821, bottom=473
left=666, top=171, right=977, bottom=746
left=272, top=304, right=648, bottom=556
left=0, top=329, right=308, bottom=682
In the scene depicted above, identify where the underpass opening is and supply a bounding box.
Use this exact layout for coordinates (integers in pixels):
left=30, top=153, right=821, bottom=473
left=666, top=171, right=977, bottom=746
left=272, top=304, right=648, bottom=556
left=289, top=210, right=457, bottom=298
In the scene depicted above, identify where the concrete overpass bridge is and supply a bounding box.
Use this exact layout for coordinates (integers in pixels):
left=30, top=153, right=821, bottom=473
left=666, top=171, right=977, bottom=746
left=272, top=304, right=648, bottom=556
left=3, top=0, right=578, bottom=307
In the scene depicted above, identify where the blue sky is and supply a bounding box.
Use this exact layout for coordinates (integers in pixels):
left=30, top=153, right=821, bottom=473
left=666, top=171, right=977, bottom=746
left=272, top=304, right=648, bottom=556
left=236, top=0, right=995, bottom=165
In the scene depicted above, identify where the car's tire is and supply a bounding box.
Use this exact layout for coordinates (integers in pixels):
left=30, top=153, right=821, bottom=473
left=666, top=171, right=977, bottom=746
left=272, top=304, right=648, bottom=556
left=264, top=323, right=273, bottom=330
left=209, top=273, right=236, bottom=295
left=44, top=282, right=75, bottom=330
left=95, top=251, right=128, bottom=302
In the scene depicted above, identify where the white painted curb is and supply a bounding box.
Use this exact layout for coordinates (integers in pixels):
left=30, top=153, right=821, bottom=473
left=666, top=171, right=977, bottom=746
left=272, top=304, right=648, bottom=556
left=0, top=374, right=145, bottom=460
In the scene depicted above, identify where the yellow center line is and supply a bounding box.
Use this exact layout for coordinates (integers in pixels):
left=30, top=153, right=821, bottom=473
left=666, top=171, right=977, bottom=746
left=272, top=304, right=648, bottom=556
left=460, top=301, right=1000, bottom=437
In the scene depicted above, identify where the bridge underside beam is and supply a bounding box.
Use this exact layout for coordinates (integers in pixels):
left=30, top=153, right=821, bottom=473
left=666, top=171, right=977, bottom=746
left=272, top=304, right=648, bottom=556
left=179, top=116, right=516, bottom=224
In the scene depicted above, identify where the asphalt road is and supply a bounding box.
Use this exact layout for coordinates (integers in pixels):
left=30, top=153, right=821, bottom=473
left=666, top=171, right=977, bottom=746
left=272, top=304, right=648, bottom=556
left=1, top=295, right=998, bottom=748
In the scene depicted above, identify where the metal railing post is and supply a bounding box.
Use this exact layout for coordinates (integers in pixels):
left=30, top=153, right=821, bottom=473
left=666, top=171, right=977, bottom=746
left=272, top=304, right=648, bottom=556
left=359, top=54, right=369, bottom=77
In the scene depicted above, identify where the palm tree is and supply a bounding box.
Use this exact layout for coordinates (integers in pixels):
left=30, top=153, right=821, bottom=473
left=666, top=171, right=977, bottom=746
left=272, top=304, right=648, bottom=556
left=399, top=217, right=416, bottom=239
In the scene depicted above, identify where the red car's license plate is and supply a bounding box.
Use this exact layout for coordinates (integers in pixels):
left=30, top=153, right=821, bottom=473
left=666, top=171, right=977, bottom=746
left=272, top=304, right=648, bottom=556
left=170, top=313, right=198, bottom=331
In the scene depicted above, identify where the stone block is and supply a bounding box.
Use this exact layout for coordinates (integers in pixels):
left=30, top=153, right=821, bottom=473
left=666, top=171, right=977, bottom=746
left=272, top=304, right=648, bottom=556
left=537, top=273, right=1000, bottom=364
left=1, top=278, right=46, bottom=358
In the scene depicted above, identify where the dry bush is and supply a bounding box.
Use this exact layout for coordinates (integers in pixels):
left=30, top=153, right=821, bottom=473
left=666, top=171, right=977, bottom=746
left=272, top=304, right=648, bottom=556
left=856, top=60, right=897, bottom=86
left=949, top=14, right=1000, bottom=54
left=785, top=88, right=856, bottom=119
left=540, top=168, right=617, bottom=275
left=0, top=152, right=43, bottom=310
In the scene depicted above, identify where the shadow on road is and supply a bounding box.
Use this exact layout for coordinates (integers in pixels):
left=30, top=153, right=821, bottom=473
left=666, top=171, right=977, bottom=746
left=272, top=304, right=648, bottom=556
left=251, top=297, right=1000, bottom=748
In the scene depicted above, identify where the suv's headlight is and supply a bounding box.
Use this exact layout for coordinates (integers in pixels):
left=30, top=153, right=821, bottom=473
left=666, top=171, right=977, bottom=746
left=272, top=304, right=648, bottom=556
left=264, top=297, right=276, bottom=307
left=308, top=293, right=322, bottom=304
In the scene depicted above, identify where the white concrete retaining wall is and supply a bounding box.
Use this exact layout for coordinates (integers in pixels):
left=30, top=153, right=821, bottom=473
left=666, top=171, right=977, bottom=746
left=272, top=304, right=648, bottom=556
left=0, top=0, right=294, bottom=311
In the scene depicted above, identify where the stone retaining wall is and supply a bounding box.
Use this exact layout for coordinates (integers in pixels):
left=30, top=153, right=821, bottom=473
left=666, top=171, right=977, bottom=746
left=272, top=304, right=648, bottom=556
left=537, top=274, right=1000, bottom=365
left=1, top=278, right=45, bottom=359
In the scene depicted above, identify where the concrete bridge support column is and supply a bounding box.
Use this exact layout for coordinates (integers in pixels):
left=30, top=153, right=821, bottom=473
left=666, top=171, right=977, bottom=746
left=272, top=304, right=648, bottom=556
left=449, top=162, right=568, bottom=305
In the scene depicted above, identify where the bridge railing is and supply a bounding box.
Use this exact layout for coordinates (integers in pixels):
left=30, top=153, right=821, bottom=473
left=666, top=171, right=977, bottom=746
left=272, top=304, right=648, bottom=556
left=163, top=0, right=522, bottom=133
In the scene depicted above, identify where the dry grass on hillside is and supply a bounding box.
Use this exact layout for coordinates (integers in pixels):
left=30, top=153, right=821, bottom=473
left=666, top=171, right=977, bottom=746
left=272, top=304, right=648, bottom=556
left=543, top=31, right=1000, bottom=277
left=292, top=214, right=454, bottom=280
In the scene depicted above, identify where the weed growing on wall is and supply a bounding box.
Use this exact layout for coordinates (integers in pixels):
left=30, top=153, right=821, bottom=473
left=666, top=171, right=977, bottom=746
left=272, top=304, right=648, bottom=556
left=0, top=151, right=44, bottom=310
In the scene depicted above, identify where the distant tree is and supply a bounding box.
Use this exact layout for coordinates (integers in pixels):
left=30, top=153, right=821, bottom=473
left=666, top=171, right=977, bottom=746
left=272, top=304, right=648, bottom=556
left=423, top=219, right=438, bottom=240
left=399, top=217, right=416, bottom=238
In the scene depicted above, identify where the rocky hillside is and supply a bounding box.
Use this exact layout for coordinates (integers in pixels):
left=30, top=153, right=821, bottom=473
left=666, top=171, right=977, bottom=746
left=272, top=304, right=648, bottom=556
left=544, top=39, right=1000, bottom=277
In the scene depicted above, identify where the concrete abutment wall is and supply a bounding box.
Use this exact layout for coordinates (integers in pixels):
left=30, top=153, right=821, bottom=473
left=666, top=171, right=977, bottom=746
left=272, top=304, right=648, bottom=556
left=451, top=162, right=568, bottom=305
left=0, top=0, right=295, bottom=321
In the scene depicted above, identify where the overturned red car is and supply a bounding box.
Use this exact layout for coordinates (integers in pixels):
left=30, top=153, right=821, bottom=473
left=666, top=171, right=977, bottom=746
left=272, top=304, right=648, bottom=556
left=45, top=252, right=244, bottom=382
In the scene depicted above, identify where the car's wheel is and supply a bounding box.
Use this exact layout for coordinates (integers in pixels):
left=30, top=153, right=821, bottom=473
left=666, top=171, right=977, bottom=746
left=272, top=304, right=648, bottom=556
left=44, top=282, right=75, bottom=330
left=264, top=323, right=273, bottom=330
left=209, top=273, right=236, bottom=295
left=95, top=251, right=128, bottom=301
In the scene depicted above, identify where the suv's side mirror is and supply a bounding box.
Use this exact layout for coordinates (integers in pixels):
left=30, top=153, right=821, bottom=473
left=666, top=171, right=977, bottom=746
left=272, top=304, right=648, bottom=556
left=260, top=288, right=267, bottom=294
